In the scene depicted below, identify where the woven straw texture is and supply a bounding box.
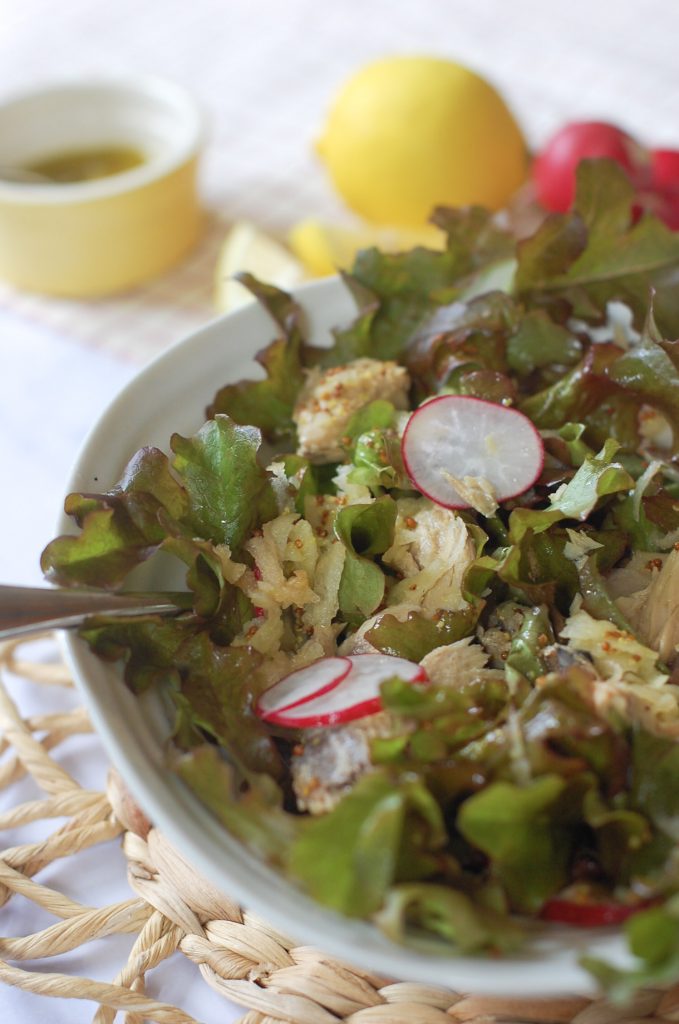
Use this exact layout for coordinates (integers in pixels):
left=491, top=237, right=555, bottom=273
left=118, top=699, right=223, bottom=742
left=2, top=635, right=679, bottom=1024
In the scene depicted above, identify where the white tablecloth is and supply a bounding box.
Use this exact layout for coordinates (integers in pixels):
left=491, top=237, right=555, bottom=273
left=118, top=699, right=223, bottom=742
left=0, top=320, right=239, bottom=1022
left=3, top=0, right=679, bottom=1018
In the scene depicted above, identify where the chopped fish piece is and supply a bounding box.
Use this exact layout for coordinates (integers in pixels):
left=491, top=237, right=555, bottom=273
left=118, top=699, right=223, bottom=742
left=291, top=711, right=402, bottom=814
left=293, top=357, right=410, bottom=462
left=420, top=637, right=505, bottom=687
left=383, top=498, right=476, bottom=611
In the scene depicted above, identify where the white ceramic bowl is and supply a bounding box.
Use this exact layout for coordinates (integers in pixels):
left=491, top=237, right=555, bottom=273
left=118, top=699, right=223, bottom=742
left=59, top=277, right=634, bottom=996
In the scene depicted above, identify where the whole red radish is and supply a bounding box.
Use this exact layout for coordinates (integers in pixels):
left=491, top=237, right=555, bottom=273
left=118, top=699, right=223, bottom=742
left=533, top=121, right=648, bottom=212
left=648, top=149, right=679, bottom=229
left=651, top=149, right=679, bottom=190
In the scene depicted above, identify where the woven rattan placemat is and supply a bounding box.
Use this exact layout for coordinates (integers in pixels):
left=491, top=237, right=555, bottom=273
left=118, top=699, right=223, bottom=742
left=1, top=634, right=677, bottom=1024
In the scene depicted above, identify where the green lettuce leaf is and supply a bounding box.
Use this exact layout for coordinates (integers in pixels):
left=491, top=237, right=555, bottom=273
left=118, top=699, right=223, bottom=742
left=160, top=536, right=253, bottom=636
left=364, top=605, right=482, bottom=661
left=207, top=276, right=309, bottom=441
left=41, top=446, right=190, bottom=588
left=335, top=497, right=396, bottom=620
left=505, top=605, right=554, bottom=683
left=170, top=416, right=276, bottom=550
left=519, top=342, right=624, bottom=440
left=541, top=422, right=594, bottom=469
left=405, top=290, right=518, bottom=398
left=334, top=495, right=397, bottom=556
left=338, top=552, right=385, bottom=620
left=380, top=673, right=508, bottom=726
left=432, top=204, right=517, bottom=278
left=516, top=160, right=679, bottom=336
left=582, top=787, right=652, bottom=882
left=546, top=437, right=634, bottom=519
left=576, top=554, right=634, bottom=632
left=632, top=730, right=679, bottom=840
left=41, top=505, right=155, bottom=590
left=80, top=619, right=280, bottom=777
left=521, top=673, right=629, bottom=789
left=497, top=530, right=579, bottom=610
left=168, top=631, right=281, bottom=777
left=289, top=770, right=446, bottom=916
left=509, top=439, right=634, bottom=542
left=328, top=207, right=514, bottom=366
left=608, top=486, right=679, bottom=551
left=278, top=455, right=337, bottom=515
left=177, top=744, right=298, bottom=865
left=495, top=526, right=624, bottom=618
left=582, top=897, right=679, bottom=1002
left=348, top=429, right=410, bottom=492
left=343, top=399, right=396, bottom=449
left=42, top=416, right=276, bottom=590
left=79, top=614, right=196, bottom=693
left=457, top=775, right=572, bottom=913
left=375, top=673, right=510, bottom=766
left=608, top=303, right=679, bottom=452
left=375, top=883, right=523, bottom=953
left=457, top=668, right=630, bottom=798
left=445, top=368, right=517, bottom=405
left=507, top=310, right=583, bottom=376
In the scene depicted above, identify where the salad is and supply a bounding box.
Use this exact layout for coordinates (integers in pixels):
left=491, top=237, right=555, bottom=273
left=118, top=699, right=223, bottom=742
left=43, top=161, right=679, bottom=997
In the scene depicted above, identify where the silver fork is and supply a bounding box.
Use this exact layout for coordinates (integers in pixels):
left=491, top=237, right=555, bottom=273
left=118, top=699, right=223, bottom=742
left=0, top=585, right=192, bottom=641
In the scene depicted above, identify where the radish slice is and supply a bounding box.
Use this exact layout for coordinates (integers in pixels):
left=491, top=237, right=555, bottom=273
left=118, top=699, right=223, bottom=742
left=401, top=395, right=544, bottom=510
left=256, top=656, right=351, bottom=720
left=266, top=653, right=427, bottom=728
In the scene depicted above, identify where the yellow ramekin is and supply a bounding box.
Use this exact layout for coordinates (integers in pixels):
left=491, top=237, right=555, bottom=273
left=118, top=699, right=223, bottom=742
left=0, top=76, right=204, bottom=297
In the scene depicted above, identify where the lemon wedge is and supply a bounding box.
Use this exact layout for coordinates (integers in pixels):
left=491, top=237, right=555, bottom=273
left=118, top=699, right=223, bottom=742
left=288, top=218, right=444, bottom=277
left=214, top=221, right=304, bottom=313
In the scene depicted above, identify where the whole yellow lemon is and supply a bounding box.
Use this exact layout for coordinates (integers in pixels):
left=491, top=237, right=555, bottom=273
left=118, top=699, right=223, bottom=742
left=317, top=56, right=528, bottom=226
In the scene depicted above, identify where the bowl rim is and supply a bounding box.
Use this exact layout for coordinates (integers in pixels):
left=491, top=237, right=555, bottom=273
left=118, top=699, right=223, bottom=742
left=57, top=277, right=631, bottom=997
left=0, top=74, right=205, bottom=205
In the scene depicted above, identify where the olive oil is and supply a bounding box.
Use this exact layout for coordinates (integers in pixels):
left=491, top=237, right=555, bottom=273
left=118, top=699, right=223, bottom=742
left=23, top=145, right=145, bottom=183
